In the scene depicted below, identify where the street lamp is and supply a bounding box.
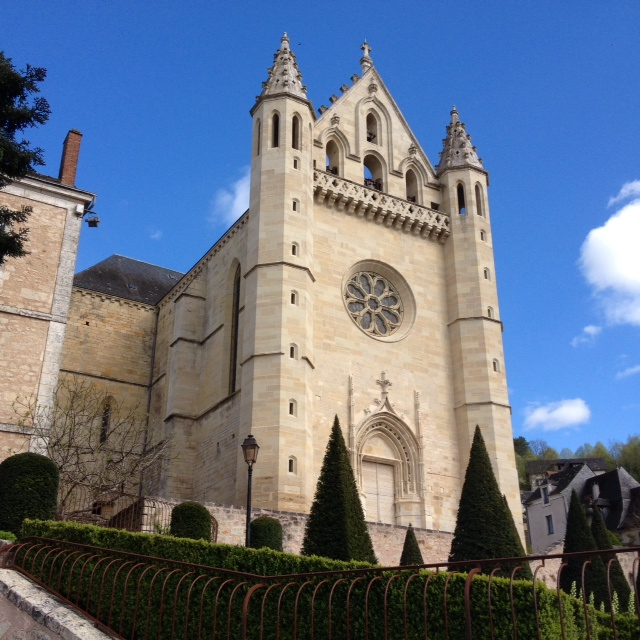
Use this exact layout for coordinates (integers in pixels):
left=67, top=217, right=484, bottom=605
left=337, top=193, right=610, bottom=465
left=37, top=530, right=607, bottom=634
left=241, top=434, right=259, bottom=547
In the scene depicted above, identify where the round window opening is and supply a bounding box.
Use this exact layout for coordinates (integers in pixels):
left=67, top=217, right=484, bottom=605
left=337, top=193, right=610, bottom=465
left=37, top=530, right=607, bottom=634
left=345, top=272, right=403, bottom=337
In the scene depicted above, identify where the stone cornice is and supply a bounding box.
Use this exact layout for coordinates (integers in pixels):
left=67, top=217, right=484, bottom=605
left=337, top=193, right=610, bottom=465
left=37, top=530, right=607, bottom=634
left=73, top=288, right=157, bottom=312
left=59, top=368, right=149, bottom=389
left=158, top=213, right=249, bottom=308
left=313, top=171, right=450, bottom=243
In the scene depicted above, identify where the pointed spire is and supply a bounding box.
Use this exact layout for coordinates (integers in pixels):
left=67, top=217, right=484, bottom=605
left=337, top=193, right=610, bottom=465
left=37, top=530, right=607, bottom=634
left=258, top=33, right=308, bottom=100
left=437, top=106, right=483, bottom=173
left=360, top=40, right=373, bottom=73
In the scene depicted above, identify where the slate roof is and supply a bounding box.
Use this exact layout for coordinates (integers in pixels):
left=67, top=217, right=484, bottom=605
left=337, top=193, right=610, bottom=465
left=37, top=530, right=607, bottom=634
left=525, top=458, right=608, bottom=476
left=74, top=255, right=183, bottom=305
left=583, top=468, right=640, bottom=530
left=524, top=464, right=588, bottom=503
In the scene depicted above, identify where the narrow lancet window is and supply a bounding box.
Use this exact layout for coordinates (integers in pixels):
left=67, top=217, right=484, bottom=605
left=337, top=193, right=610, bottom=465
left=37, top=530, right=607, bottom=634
left=292, top=115, right=301, bottom=150
left=229, top=265, right=241, bottom=393
left=457, top=184, right=466, bottom=215
left=272, top=113, right=280, bottom=148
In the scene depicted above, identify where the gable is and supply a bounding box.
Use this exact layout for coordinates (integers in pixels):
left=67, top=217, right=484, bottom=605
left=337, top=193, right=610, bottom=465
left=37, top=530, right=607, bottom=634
left=312, top=67, right=441, bottom=209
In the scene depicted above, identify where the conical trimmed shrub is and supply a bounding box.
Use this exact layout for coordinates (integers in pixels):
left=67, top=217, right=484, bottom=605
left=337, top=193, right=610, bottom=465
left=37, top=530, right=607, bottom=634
left=400, top=523, right=423, bottom=566
left=301, top=416, right=377, bottom=563
left=448, top=426, right=531, bottom=578
left=560, top=490, right=609, bottom=609
left=0, top=452, right=58, bottom=536
left=590, top=505, right=631, bottom=609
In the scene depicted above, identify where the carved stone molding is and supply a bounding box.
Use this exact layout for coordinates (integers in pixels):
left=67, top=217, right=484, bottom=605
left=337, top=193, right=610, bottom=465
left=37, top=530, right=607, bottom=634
left=313, top=171, right=450, bottom=243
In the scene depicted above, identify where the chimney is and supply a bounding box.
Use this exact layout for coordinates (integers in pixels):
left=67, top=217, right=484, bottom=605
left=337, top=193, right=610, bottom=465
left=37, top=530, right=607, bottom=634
left=58, top=129, right=83, bottom=186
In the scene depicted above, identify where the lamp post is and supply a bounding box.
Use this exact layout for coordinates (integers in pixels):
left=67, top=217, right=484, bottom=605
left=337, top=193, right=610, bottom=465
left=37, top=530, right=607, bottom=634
left=241, top=434, right=259, bottom=547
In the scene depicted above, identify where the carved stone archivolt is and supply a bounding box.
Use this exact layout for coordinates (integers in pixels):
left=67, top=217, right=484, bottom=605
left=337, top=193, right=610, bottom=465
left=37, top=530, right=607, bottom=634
left=350, top=371, right=425, bottom=500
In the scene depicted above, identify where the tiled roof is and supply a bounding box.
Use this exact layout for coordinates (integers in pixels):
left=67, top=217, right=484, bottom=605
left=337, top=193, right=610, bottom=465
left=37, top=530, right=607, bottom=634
left=74, top=255, right=183, bottom=305
left=524, top=464, right=587, bottom=503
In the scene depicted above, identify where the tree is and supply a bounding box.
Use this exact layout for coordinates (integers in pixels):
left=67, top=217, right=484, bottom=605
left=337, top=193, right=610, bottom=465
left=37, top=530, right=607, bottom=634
left=0, top=452, right=58, bottom=535
left=0, top=51, right=51, bottom=265
left=399, top=523, right=423, bottom=566
left=528, top=439, right=560, bottom=460
left=513, top=436, right=531, bottom=457
left=612, top=436, right=640, bottom=482
left=560, top=490, right=609, bottom=608
left=13, top=375, right=172, bottom=520
left=590, top=505, right=631, bottom=609
left=449, top=426, right=531, bottom=578
left=559, top=447, right=575, bottom=459
left=301, top=416, right=377, bottom=563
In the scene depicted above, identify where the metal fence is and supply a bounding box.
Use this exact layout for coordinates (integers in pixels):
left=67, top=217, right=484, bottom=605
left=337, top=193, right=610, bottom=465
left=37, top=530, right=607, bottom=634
left=58, top=488, right=219, bottom=541
left=2, top=539, right=639, bottom=639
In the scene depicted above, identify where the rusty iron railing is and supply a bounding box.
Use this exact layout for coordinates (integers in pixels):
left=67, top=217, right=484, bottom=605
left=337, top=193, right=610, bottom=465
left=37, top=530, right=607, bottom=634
left=1, top=539, right=639, bottom=639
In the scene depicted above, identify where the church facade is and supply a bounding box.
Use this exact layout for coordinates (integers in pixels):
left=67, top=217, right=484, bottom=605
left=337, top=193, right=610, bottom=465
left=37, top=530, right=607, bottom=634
left=0, top=36, right=523, bottom=539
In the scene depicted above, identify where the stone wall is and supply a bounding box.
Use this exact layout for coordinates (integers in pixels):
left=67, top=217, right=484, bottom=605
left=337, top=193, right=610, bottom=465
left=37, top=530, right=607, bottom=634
left=148, top=497, right=452, bottom=567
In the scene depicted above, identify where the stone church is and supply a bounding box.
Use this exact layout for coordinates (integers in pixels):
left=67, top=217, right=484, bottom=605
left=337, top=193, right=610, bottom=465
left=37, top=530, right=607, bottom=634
left=0, top=35, right=523, bottom=540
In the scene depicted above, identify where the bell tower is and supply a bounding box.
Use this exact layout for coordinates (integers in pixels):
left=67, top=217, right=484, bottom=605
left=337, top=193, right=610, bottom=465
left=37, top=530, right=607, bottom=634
left=238, top=34, right=317, bottom=510
left=439, top=107, right=523, bottom=540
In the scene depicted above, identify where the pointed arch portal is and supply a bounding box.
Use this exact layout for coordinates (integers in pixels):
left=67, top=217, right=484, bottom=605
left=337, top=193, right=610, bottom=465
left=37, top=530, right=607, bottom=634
left=355, top=412, right=422, bottom=525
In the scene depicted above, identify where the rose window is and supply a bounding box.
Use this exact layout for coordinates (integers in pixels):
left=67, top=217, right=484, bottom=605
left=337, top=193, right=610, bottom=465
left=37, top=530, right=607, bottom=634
left=344, top=272, right=403, bottom=337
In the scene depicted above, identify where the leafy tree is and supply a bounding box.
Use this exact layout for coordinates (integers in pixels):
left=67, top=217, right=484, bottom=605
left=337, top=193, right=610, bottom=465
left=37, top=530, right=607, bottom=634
left=612, top=436, right=640, bottom=482
left=560, top=490, right=609, bottom=609
left=170, top=501, right=211, bottom=541
left=449, top=426, right=531, bottom=578
left=513, top=436, right=531, bottom=457
left=528, top=438, right=560, bottom=460
left=590, top=506, right=631, bottom=609
left=14, top=375, right=172, bottom=520
left=301, top=416, right=377, bottom=563
left=0, top=452, right=58, bottom=535
left=559, top=447, right=575, bottom=459
left=399, top=523, right=424, bottom=566
left=0, top=51, right=51, bottom=265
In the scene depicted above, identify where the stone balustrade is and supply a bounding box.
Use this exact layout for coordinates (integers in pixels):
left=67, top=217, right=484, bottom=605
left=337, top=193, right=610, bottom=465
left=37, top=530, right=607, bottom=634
left=313, top=170, right=450, bottom=243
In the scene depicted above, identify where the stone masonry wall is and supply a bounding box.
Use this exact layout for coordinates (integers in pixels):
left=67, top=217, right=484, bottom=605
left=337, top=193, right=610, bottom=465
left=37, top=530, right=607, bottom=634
left=148, top=497, right=452, bottom=567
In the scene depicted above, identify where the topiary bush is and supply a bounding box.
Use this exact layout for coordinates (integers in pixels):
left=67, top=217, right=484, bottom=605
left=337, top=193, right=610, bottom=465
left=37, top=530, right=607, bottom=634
left=0, top=530, right=16, bottom=542
left=170, top=501, right=211, bottom=541
left=0, top=452, right=58, bottom=535
left=250, top=516, right=283, bottom=551
left=399, top=523, right=423, bottom=566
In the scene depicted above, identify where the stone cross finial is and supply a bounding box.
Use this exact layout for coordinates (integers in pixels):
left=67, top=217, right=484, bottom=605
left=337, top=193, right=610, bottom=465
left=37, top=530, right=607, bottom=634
left=360, top=40, right=373, bottom=73
left=376, top=371, right=392, bottom=400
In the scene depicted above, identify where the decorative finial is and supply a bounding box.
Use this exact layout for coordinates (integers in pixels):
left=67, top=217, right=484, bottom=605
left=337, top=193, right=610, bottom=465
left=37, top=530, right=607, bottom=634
left=281, top=32, right=290, bottom=51
left=360, top=40, right=373, bottom=73
left=256, top=34, right=307, bottom=102
left=436, top=106, right=483, bottom=173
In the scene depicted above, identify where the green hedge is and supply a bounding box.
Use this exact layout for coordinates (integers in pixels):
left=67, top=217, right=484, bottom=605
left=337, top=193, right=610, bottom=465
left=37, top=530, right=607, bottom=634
left=17, top=520, right=638, bottom=640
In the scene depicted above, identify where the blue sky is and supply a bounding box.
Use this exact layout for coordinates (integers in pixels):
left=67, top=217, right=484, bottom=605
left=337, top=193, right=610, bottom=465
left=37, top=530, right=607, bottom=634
left=4, top=1, right=639, bottom=453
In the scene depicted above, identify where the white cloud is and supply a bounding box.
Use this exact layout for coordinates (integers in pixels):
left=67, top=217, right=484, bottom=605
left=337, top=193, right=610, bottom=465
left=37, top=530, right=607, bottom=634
left=570, top=324, right=601, bottom=347
left=579, top=194, right=640, bottom=326
left=608, top=180, right=640, bottom=207
left=616, top=364, right=640, bottom=380
left=524, top=399, right=591, bottom=432
left=209, top=167, right=250, bottom=227
left=150, top=229, right=163, bottom=240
